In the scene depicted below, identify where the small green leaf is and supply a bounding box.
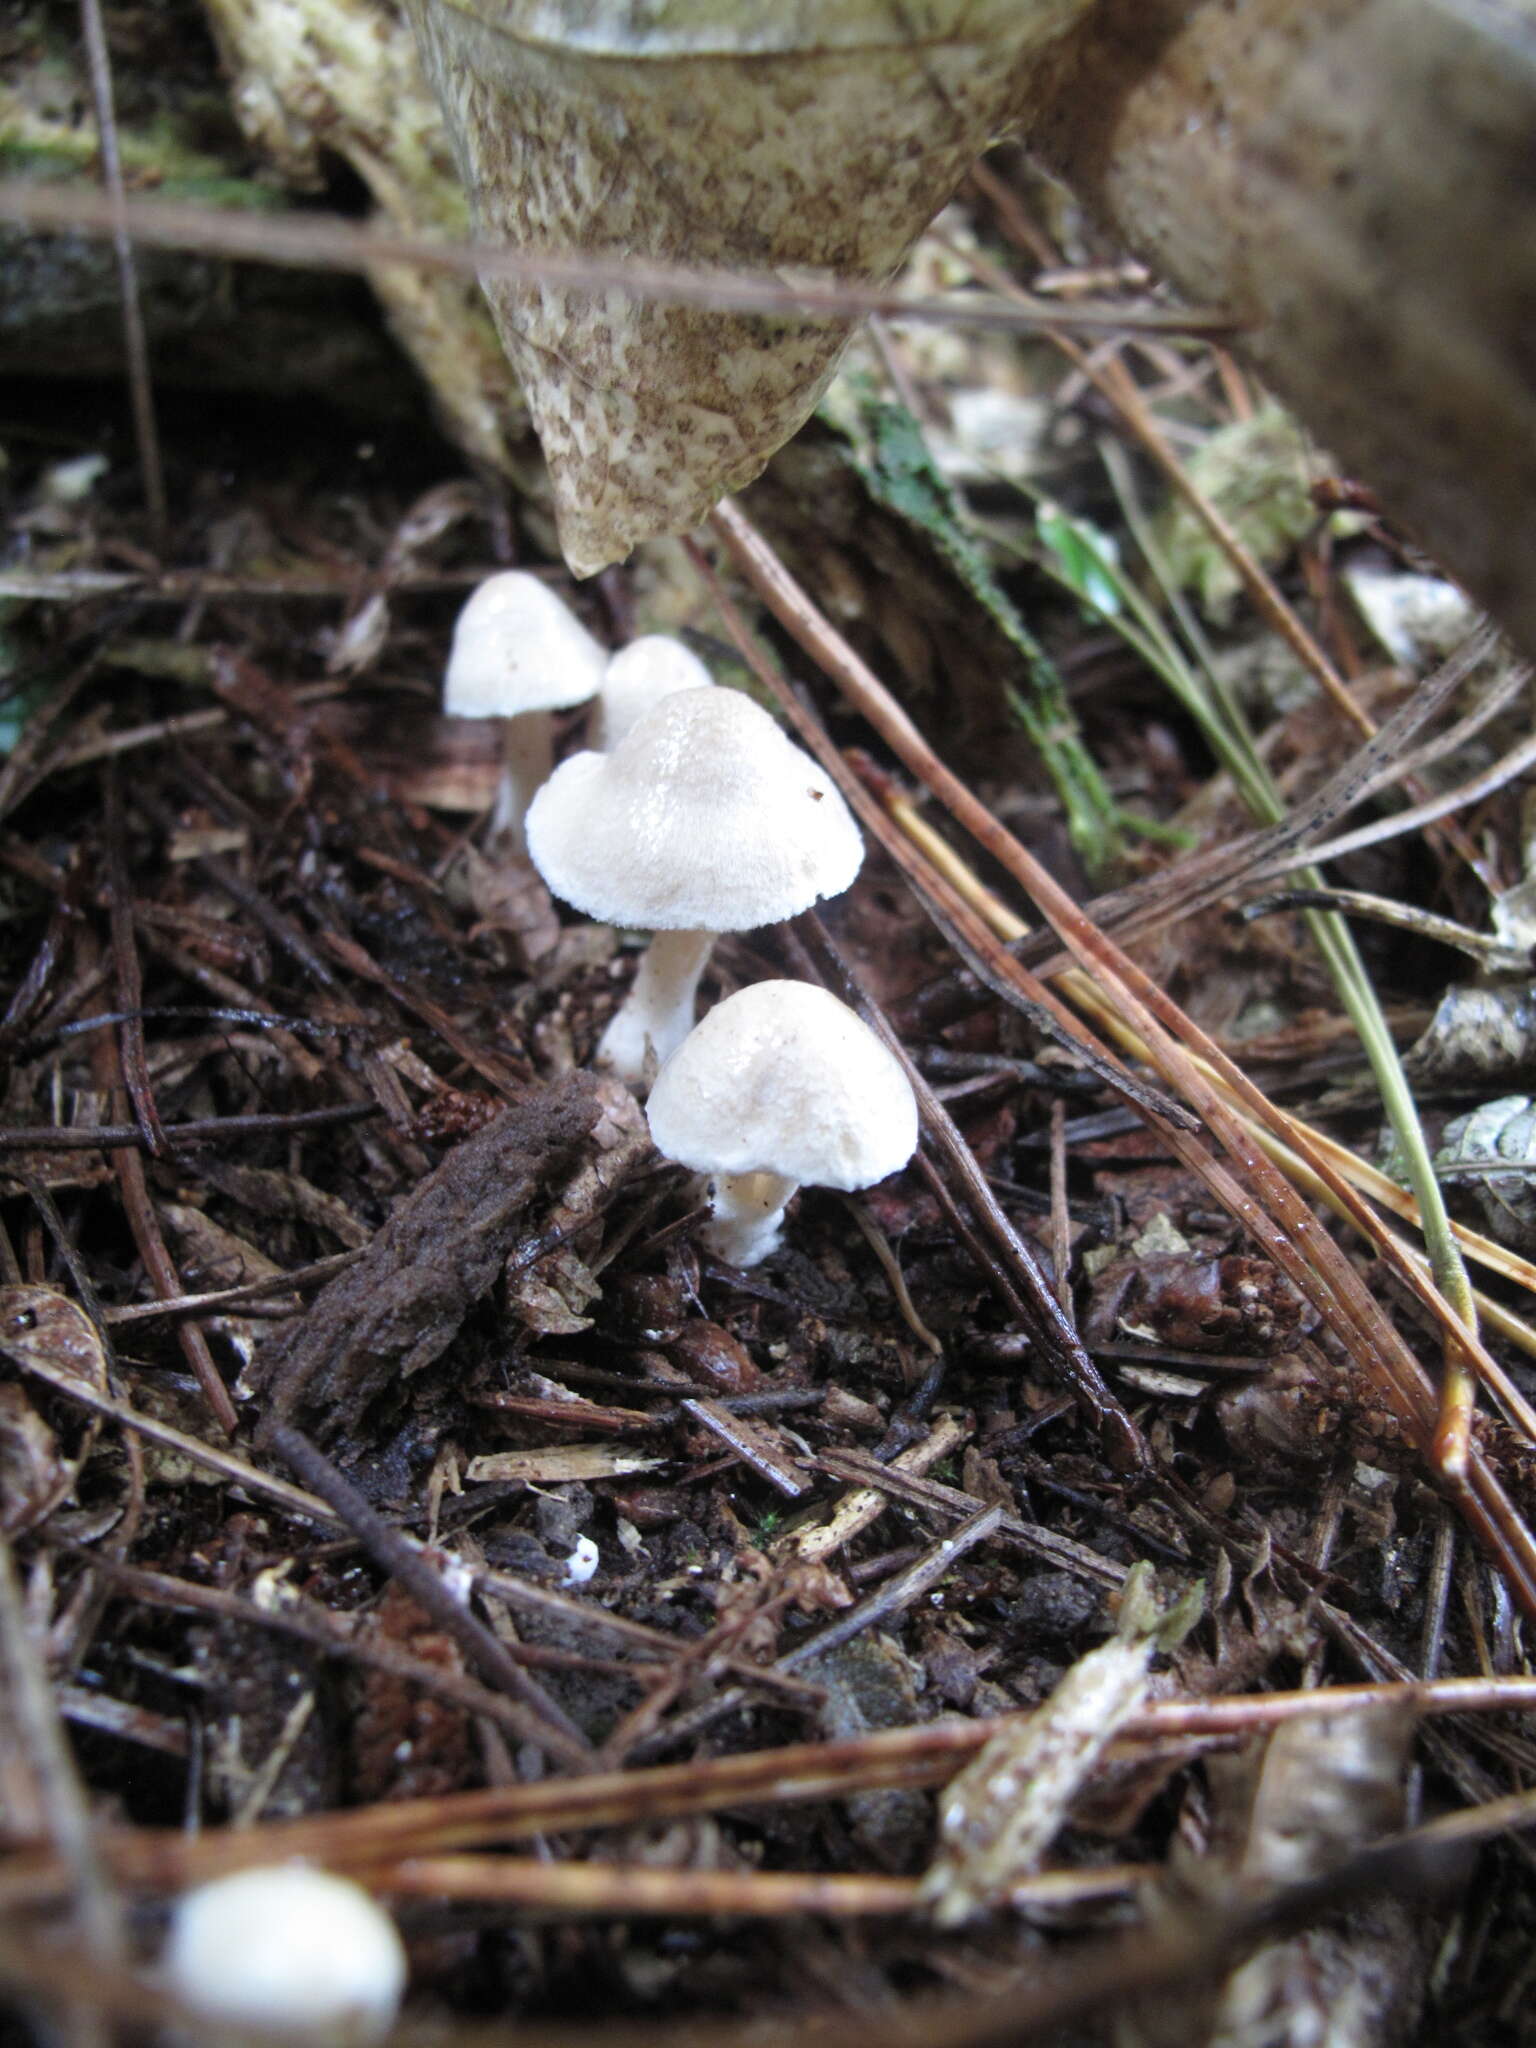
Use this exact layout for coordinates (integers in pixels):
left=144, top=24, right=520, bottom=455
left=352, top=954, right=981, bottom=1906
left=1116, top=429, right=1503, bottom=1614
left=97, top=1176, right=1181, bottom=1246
left=1036, top=500, right=1123, bottom=618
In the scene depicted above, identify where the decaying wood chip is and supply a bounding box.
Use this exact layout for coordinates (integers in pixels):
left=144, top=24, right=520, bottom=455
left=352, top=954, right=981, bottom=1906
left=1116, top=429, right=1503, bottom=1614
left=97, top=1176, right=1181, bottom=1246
left=503, top=1076, right=650, bottom=1338
left=681, top=1396, right=809, bottom=1499
left=920, top=1565, right=1189, bottom=1925
left=464, top=1443, right=664, bottom=1486
left=252, top=1072, right=612, bottom=1442
left=784, top=1412, right=971, bottom=1565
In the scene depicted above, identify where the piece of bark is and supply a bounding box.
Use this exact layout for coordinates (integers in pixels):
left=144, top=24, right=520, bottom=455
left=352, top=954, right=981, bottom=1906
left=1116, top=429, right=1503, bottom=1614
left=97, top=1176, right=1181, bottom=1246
left=252, top=1071, right=602, bottom=1443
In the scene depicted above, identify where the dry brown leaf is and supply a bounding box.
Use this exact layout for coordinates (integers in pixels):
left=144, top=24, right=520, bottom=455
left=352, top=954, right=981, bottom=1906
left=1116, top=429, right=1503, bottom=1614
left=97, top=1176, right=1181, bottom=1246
left=406, top=0, right=1091, bottom=573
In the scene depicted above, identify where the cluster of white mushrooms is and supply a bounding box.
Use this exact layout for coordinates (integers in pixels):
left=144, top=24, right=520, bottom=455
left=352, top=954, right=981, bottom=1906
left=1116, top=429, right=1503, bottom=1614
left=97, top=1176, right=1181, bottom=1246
left=147, top=578, right=923, bottom=2040
left=444, top=570, right=919, bottom=1268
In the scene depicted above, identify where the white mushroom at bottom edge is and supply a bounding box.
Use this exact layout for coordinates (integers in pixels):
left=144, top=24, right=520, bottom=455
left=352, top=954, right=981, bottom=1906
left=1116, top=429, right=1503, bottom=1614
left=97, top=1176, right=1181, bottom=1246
left=646, top=980, right=919, bottom=1267
left=163, top=1863, right=407, bottom=2045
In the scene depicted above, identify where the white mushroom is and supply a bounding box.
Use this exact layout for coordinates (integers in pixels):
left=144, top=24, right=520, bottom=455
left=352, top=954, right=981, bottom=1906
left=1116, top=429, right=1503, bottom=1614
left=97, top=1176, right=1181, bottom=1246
left=526, top=689, right=863, bottom=1084
left=647, top=980, right=919, bottom=1267
left=595, top=634, right=716, bottom=751
left=443, top=569, right=607, bottom=848
left=163, top=1864, right=406, bottom=2045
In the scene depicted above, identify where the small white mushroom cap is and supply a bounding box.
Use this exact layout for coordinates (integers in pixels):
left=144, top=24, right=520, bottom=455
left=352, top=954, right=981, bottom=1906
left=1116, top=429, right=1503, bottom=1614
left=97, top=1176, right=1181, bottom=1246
left=164, top=1864, right=407, bottom=2045
left=596, top=635, right=715, bottom=751
left=526, top=687, right=862, bottom=931
left=648, top=982, right=918, bottom=1264
left=443, top=569, right=606, bottom=720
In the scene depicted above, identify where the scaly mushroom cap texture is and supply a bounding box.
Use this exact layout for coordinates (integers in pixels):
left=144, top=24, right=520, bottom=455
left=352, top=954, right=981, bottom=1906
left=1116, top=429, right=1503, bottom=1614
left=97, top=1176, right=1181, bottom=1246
left=526, top=687, right=863, bottom=930
left=648, top=980, right=918, bottom=1189
left=443, top=569, right=607, bottom=718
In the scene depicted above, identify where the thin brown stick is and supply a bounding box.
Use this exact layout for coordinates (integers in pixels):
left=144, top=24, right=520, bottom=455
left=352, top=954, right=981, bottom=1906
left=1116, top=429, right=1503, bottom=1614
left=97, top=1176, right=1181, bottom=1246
left=77, top=0, right=166, bottom=541
left=101, top=770, right=164, bottom=1156
left=378, top=1854, right=1141, bottom=1918
left=0, top=178, right=1239, bottom=341
left=43, top=1673, right=1536, bottom=1894
left=101, top=1248, right=361, bottom=1325
left=57, top=1552, right=605, bottom=1769
left=709, top=499, right=1536, bottom=1616
left=268, top=1425, right=594, bottom=1767
left=0, top=1532, right=124, bottom=2025
left=3, top=1333, right=332, bottom=1522
left=778, top=1504, right=1004, bottom=1670
left=1049, top=1097, right=1072, bottom=1315
left=87, top=1008, right=238, bottom=1432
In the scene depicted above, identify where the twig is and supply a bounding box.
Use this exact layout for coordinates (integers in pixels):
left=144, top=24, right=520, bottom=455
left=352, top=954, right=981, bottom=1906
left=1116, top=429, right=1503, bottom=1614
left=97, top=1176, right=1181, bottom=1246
left=58, top=1674, right=1536, bottom=1893
left=794, top=913, right=1146, bottom=1473
left=709, top=499, right=1536, bottom=1616
left=85, top=1002, right=238, bottom=1434
left=101, top=769, right=164, bottom=1155
left=378, top=1853, right=1140, bottom=1919
left=1049, top=1097, right=1072, bottom=1315
left=0, top=177, right=1240, bottom=341
left=62, top=1551, right=609, bottom=1760
left=102, top=1250, right=360, bottom=1328
left=0, top=1531, right=124, bottom=2044
left=1252, top=726, right=1536, bottom=879
left=267, top=1425, right=593, bottom=1768
left=808, top=1447, right=1125, bottom=1590
left=77, top=0, right=166, bottom=541
left=0, top=1101, right=379, bottom=1157
left=1, top=1319, right=331, bottom=1522
left=780, top=1505, right=1003, bottom=1670
left=1236, top=884, right=1531, bottom=971
left=317, top=929, right=520, bottom=1096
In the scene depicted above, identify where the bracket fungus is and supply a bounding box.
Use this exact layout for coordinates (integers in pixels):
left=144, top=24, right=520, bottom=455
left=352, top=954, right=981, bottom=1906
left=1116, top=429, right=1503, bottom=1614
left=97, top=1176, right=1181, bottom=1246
left=526, top=689, right=863, bottom=1084
left=443, top=569, right=607, bottom=847
left=647, top=979, right=920, bottom=1268
left=164, top=1864, right=407, bottom=2045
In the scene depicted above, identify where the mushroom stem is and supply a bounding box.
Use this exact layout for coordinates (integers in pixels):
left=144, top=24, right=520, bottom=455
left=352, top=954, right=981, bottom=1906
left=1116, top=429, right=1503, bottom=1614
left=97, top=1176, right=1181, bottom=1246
left=490, top=710, right=555, bottom=848
left=597, top=927, right=715, bottom=1086
left=703, top=1170, right=800, bottom=1269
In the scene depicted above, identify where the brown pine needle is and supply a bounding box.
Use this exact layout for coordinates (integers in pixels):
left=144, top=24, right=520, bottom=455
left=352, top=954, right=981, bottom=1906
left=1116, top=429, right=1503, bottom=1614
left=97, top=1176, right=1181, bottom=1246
left=9, top=1674, right=1536, bottom=1900
left=709, top=499, right=1536, bottom=1616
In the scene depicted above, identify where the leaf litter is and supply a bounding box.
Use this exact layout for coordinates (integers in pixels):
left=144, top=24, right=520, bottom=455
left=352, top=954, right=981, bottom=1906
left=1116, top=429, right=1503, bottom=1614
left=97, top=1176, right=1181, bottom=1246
left=2, top=10, right=1536, bottom=2048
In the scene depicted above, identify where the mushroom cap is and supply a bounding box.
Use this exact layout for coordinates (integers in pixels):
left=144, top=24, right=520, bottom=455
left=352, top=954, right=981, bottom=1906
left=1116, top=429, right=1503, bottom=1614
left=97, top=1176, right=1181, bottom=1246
left=647, top=980, right=918, bottom=1189
left=597, top=635, right=715, bottom=751
left=443, top=569, right=607, bottom=719
left=164, top=1864, right=407, bottom=2043
left=527, top=687, right=863, bottom=931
